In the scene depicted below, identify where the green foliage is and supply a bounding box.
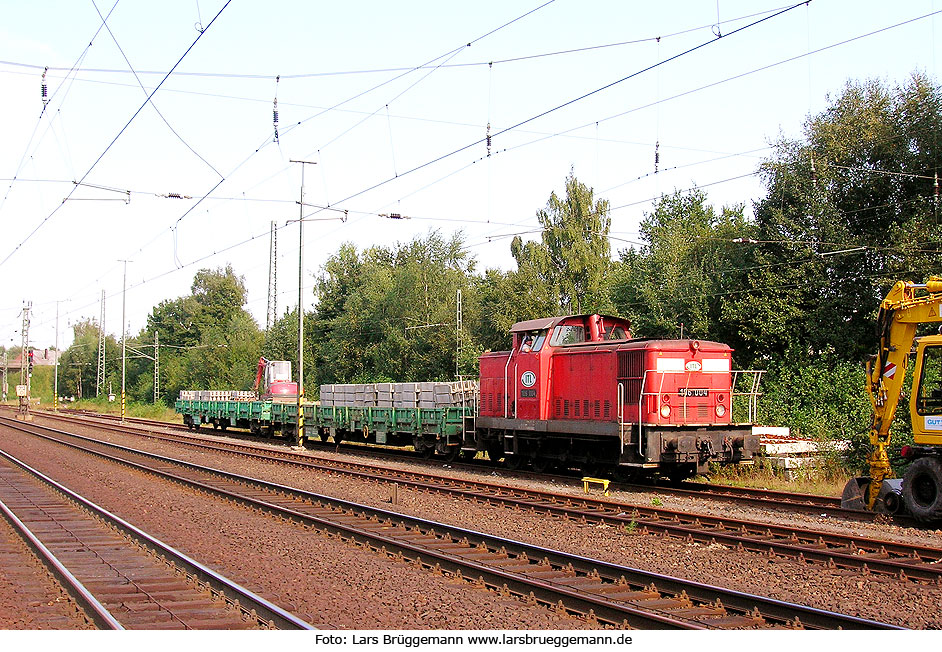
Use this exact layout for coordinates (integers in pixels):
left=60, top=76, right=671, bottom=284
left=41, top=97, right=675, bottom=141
left=748, top=72, right=942, bottom=362
left=310, top=231, right=475, bottom=387
left=57, top=318, right=119, bottom=399
left=129, top=265, right=263, bottom=404
left=756, top=355, right=872, bottom=467
left=511, top=171, right=613, bottom=315
left=610, top=188, right=754, bottom=344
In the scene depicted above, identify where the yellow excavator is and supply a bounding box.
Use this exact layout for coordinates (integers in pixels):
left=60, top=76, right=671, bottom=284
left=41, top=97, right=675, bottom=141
left=841, top=277, right=942, bottom=523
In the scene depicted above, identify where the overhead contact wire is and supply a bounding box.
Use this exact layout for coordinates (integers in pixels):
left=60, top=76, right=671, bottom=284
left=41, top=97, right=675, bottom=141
left=0, top=0, right=233, bottom=270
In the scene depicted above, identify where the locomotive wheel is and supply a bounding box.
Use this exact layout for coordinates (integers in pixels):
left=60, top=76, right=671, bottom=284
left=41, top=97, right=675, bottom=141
left=486, top=444, right=504, bottom=464
left=503, top=454, right=521, bottom=471
left=902, top=457, right=942, bottom=523
left=420, top=446, right=435, bottom=459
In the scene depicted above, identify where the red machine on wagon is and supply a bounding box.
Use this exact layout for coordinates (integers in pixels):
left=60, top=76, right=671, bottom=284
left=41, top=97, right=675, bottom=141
left=474, top=314, right=761, bottom=480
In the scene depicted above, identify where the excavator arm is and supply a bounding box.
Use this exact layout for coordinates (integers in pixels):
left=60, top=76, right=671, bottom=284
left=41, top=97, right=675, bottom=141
left=859, top=278, right=942, bottom=509
left=253, top=357, right=270, bottom=393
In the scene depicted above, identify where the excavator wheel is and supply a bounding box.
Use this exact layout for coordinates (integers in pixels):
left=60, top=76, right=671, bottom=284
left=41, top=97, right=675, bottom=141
left=902, top=457, right=942, bottom=524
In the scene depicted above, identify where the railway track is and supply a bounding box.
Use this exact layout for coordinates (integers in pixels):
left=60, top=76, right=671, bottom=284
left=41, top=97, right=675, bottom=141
left=45, top=408, right=862, bottom=519
left=0, top=417, right=904, bottom=629
left=29, top=410, right=942, bottom=585
left=0, top=444, right=313, bottom=630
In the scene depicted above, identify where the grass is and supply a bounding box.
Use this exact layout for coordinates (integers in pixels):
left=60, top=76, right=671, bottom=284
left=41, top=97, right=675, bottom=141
left=40, top=397, right=179, bottom=423
left=701, top=462, right=853, bottom=497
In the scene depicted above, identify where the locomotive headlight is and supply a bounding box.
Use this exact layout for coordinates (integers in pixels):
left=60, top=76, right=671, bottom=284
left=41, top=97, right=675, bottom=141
left=715, top=404, right=726, bottom=417
left=660, top=404, right=671, bottom=418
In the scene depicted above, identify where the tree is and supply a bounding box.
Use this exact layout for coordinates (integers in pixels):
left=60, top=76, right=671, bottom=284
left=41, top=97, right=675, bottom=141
left=310, top=231, right=476, bottom=386
left=611, top=189, right=754, bottom=344
left=57, top=319, right=118, bottom=400
left=748, top=72, right=942, bottom=362
left=511, top=171, right=613, bottom=315
left=129, top=265, right=263, bottom=404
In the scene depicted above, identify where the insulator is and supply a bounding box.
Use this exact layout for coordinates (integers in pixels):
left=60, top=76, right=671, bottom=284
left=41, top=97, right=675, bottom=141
left=273, top=109, right=279, bottom=123
left=41, top=84, right=48, bottom=99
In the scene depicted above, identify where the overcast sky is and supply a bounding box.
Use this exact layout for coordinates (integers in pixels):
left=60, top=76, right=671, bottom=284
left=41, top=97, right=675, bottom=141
left=1, top=0, right=939, bottom=351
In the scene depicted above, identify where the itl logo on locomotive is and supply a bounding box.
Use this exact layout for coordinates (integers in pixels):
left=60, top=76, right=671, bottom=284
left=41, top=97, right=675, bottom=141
left=521, top=371, right=537, bottom=388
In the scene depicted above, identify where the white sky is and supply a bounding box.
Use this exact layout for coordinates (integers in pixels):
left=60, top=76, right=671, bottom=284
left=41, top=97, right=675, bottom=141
left=0, top=0, right=939, bottom=351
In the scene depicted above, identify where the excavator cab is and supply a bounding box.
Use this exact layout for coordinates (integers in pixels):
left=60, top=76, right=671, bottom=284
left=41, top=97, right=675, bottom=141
left=897, top=335, right=942, bottom=522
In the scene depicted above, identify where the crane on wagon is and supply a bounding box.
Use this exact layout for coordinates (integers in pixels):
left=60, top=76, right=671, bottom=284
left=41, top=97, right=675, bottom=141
left=842, top=277, right=942, bottom=523
left=253, top=357, right=298, bottom=400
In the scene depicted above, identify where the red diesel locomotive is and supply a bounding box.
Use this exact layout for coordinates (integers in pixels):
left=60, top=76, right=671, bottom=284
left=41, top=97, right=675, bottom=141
left=474, top=314, right=761, bottom=479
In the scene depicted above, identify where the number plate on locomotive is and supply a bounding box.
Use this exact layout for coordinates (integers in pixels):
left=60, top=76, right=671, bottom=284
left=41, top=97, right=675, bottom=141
left=520, top=389, right=537, bottom=398
left=678, top=388, right=709, bottom=397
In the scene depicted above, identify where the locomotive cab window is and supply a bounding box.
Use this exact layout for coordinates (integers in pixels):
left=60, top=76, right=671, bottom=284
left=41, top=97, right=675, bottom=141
left=916, top=344, right=942, bottom=415
left=550, top=325, right=586, bottom=347
left=519, top=330, right=547, bottom=353
left=607, top=325, right=629, bottom=340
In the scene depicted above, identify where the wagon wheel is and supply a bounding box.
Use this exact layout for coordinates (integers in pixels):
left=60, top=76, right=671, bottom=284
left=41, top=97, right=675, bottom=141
left=503, top=454, right=522, bottom=471
left=531, top=457, right=551, bottom=474
left=440, top=446, right=460, bottom=463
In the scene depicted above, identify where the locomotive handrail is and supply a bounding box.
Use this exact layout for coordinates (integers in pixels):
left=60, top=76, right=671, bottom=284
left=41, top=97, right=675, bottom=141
left=730, top=369, right=764, bottom=423
left=502, top=351, right=513, bottom=419
left=617, top=381, right=625, bottom=456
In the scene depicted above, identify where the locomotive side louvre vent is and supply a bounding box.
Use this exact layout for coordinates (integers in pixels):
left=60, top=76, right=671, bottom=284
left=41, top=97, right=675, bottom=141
left=594, top=400, right=600, bottom=417
left=583, top=400, right=589, bottom=418
left=604, top=400, right=611, bottom=418
left=617, top=350, right=644, bottom=379
left=626, top=379, right=642, bottom=403
left=574, top=400, right=580, bottom=417
left=564, top=400, right=570, bottom=416
left=555, top=398, right=562, bottom=417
